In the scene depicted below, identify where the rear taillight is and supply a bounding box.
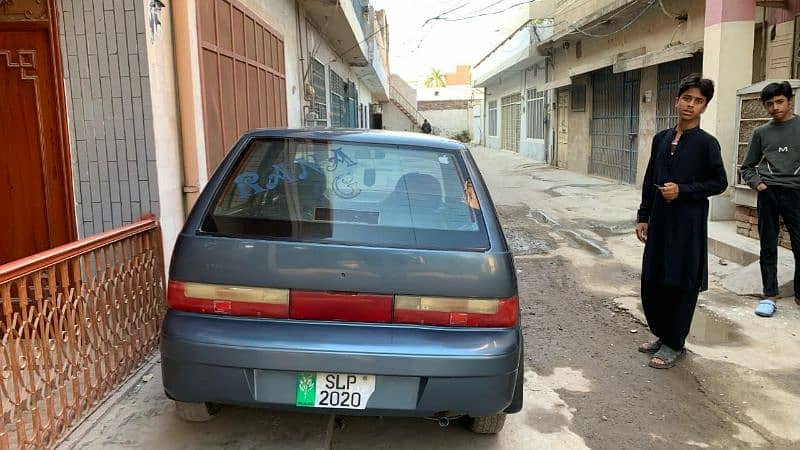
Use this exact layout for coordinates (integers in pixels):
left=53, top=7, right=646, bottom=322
left=167, top=280, right=289, bottom=318
left=168, top=280, right=517, bottom=327
left=290, top=291, right=393, bottom=323
left=394, top=295, right=518, bottom=327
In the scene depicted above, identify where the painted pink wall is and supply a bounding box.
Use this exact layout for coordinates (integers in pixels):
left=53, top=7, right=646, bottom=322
left=705, top=0, right=756, bottom=27
left=766, top=0, right=800, bottom=24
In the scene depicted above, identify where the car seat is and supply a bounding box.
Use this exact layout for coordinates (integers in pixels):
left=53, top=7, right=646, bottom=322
left=379, top=172, right=446, bottom=229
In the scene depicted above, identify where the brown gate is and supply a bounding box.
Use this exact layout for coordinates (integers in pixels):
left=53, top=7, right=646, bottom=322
left=0, top=217, right=166, bottom=449
left=0, top=0, right=76, bottom=265
left=590, top=68, right=641, bottom=184
left=198, top=0, right=288, bottom=175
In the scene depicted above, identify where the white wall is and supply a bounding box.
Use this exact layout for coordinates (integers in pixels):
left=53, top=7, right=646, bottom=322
left=424, top=108, right=472, bottom=139
left=357, top=82, right=372, bottom=128
left=145, top=0, right=185, bottom=267
left=471, top=104, right=483, bottom=145
left=417, top=85, right=482, bottom=101
left=391, top=74, right=417, bottom=103
left=382, top=102, right=415, bottom=132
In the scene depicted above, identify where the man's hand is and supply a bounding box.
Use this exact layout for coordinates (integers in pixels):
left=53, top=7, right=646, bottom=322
left=756, top=182, right=768, bottom=192
left=636, top=223, right=648, bottom=243
left=659, top=182, right=679, bottom=202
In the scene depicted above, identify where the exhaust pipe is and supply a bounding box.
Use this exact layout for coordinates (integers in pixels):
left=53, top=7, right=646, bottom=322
left=438, top=417, right=450, bottom=427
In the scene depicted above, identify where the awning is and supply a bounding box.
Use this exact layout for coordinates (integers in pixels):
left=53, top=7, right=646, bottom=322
left=613, top=41, right=704, bottom=73
left=568, top=56, right=615, bottom=78
left=540, top=78, right=572, bottom=90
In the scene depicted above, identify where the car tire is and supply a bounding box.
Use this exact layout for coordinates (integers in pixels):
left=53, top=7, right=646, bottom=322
left=174, top=401, right=221, bottom=422
left=469, top=413, right=506, bottom=434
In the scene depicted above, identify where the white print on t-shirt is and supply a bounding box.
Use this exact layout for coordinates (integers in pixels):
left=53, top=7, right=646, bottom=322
left=778, top=146, right=789, bottom=152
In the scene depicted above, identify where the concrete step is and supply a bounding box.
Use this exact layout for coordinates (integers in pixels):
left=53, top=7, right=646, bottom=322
left=709, top=221, right=795, bottom=297
left=708, top=221, right=759, bottom=266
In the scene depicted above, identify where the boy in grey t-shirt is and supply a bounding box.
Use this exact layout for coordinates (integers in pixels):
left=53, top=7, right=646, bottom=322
left=741, top=81, right=800, bottom=316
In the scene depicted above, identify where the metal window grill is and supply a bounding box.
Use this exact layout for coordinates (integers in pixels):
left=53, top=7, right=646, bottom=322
left=501, top=94, right=522, bottom=153
left=590, top=68, right=641, bottom=184
left=329, top=70, right=346, bottom=127
left=488, top=101, right=498, bottom=136
left=311, top=59, right=327, bottom=126
left=526, top=88, right=546, bottom=139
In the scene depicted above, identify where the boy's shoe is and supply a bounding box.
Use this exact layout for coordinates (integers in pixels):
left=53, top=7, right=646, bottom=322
left=755, top=299, right=776, bottom=317
left=795, top=296, right=800, bottom=306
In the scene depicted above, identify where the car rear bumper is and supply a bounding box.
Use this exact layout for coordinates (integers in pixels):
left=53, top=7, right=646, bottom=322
left=160, top=310, right=522, bottom=417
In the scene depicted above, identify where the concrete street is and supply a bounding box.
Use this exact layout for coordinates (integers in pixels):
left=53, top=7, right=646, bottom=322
left=57, top=146, right=800, bottom=450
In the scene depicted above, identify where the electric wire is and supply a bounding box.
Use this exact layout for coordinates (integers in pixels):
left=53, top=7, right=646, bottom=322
left=568, top=0, right=656, bottom=38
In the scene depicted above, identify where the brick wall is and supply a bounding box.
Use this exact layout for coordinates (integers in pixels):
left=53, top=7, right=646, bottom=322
left=417, top=100, right=470, bottom=111
left=735, top=206, right=793, bottom=249
left=58, top=0, right=159, bottom=238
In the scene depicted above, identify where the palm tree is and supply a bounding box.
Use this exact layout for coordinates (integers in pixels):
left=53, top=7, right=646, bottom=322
left=424, top=68, right=447, bottom=88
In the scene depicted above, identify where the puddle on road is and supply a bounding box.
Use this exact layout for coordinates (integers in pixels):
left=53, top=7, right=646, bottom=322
left=688, top=307, right=746, bottom=346
left=498, top=207, right=614, bottom=258
left=497, top=204, right=613, bottom=258
left=578, top=220, right=635, bottom=237
left=528, top=209, right=560, bottom=226
left=543, top=183, right=615, bottom=198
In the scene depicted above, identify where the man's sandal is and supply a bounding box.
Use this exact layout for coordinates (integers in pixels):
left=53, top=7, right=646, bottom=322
left=638, top=338, right=661, bottom=354
left=755, top=299, right=776, bottom=317
left=649, top=346, right=686, bottom=369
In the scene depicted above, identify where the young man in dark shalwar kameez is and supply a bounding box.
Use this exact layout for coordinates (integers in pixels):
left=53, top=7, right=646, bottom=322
left=635, top=75, right=728, bottom=369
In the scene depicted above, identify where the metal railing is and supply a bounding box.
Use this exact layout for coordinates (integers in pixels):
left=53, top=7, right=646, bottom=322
left=389, top=84, right=425, bottom=127
left=0, top=217, right=166, bottom=449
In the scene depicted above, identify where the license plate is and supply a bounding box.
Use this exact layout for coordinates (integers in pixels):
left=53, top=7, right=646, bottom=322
left=295, top=372, right=376, bottom=409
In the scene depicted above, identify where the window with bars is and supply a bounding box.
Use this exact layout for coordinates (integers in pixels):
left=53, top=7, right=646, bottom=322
left=346, top=81, right=358, bottom=128
left=488, top=100, right=498, bottom=136
left=526, top=89, right=546, bottom=139
left=311, top=59, right=327, bottom=126
left=329, top=70, right=346, bottom=127
left=501, top=94, right=522, bottom=153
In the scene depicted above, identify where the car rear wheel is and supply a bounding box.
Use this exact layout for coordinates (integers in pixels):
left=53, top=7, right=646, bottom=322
left=469, top=413, right=506, bottom=434
left=174, top=401, right=221, bottom=422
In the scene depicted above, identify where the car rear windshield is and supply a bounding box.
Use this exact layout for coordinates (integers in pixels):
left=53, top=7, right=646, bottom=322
left=201, top=138, right=490, bottom=250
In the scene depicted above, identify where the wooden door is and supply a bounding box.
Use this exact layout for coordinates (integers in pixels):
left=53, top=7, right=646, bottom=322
left=557, top=90, right=569, bottom=168
left=0, top=1, right=75, bottom=264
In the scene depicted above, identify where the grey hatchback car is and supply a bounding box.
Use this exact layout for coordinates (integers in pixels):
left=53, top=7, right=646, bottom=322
left=161, top=129, right=523, bottom=433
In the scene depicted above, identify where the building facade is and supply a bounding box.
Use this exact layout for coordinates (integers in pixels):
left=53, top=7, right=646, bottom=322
left=488, top=0, right=795, bottom=245
left=473, top=0, right=556, bottom=162
left=0, top=0, right=392, bottom=266
left=417, top=66, right=483, bottom=142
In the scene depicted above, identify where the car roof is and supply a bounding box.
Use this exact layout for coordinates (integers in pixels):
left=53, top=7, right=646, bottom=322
left=241, top=128, right=468, bottom=151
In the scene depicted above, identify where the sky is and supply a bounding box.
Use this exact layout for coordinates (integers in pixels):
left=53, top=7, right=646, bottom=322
left=369, top=0, right=531, bottom=83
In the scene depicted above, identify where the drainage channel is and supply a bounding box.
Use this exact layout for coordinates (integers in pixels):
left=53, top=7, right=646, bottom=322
left=527, top=208, right=613, bottom=258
